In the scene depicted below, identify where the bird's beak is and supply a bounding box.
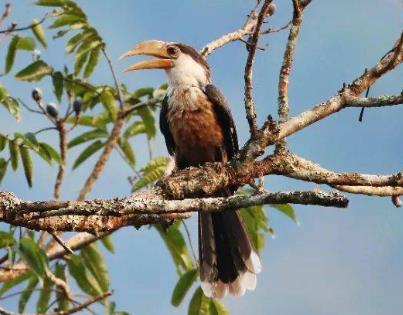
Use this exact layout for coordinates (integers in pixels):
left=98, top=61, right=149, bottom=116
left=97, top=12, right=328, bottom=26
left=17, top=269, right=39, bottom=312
left=120, top=40, right=174, bottom=72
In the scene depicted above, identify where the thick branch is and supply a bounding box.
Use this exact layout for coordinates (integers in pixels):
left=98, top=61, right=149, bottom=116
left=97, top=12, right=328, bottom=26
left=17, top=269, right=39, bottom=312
left=333, top=185, right=403, bottom=197
left=345, top=94, right=403, bottom=108
left=0, top=189, right=347, bottom=232
left=157, top=153, right=402, bottom=199
left=272, top=152, right=402, bottom=189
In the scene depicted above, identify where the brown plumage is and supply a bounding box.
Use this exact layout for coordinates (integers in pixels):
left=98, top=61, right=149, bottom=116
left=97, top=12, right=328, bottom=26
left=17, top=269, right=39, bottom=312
left=166, top=87, right=225, bottom=166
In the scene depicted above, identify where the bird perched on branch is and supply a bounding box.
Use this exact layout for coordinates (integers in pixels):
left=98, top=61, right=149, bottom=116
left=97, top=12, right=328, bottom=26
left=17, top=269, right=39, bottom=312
left=121, top=40, right=261, bottom=298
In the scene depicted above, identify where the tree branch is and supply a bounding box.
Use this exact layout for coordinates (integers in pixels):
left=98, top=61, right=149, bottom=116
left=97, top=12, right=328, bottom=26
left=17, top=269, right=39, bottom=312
left=0, top=189, right=347, bottom=231
left=241, top=31, right=403, bottom=160
left=278, top=0, right=310, bottom=123
left=271, top=152, right=402, bottom=188
left=332, top=185, right=403, bottom=197
left=345, top=94, right=403, bottom=108
left=244, top=0, right=273, bottom=137
left=54, top=121, right=67, bottom=200
left=200, top=10, right=258, bottom=57
left=0, top=12, right=50, bottom=34
left=0, top=3, right=11, bottom=28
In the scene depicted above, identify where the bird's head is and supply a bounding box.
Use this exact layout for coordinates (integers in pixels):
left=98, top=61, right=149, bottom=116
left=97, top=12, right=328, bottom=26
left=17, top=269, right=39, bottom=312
left=120, top=40, right=211, bottom=88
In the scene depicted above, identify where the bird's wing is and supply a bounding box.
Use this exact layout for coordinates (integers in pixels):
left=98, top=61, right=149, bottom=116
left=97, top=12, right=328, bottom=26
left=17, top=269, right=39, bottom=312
left=205, top=84, right=239, bottom=159
left=159, top=95, right=176, bottom=156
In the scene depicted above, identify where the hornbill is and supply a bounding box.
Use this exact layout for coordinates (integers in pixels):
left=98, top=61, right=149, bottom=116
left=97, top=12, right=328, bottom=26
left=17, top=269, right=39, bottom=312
left=121, top=40, right=261, bottom=298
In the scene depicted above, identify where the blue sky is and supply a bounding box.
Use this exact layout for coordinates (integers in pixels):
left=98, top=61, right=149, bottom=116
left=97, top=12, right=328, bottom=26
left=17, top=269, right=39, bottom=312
left=1, top=0, right=402, bottom=314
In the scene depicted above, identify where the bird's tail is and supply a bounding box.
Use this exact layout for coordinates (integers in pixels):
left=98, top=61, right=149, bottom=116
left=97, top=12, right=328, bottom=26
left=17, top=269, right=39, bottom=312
left=198, top=210, right=261, bottom=298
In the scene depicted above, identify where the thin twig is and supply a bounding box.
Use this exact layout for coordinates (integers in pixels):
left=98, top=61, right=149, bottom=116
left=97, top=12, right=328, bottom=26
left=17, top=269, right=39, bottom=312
left=0, top=12, right=49, bottom=34
left=182, top=222, right=197, bottom=265
left=0, top=3, right=11, bottom=27
left=277, top=0, right=310, bottom=150
left=54, top=120, right=67, bottom=200
left=77, top=49, right=126, bottom=201
left=48, top=232, right=74, bottom=255
left=49, top=291, right=111, bottom=315
left=101, top=48, right=124, bottom=108
left=261, top=21, right=292, bottom=34
left=200, top=12, right=258, bottom=57
left=244, top=0, right=273, bottom=138
left=34, top=127, right=57, bottom=135
left=18, top=98, right=44, bottom=115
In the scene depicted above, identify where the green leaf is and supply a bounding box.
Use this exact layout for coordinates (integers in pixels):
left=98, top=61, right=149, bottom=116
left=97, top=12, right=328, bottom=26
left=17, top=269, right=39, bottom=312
left=100, top=90, right=117, bottom=121
left=52, top=71, right=64, bottom=102
left=5, top=36, right=19, bottom=74
left=138, top=107, right=156, bottom=139
left=105, top=301, right=116, bottom=315
left=66, top=115, right=106, bottom=130
left=271, top=204, right=297, bottom=223
left=50, top=14, right=84, bottom=29
left=156, top=222, right=193, bottom=275
left=32, top=19, right=47, bottom=48
left=20, top=146, right=33, bottom=187
left=74, top=50, right=89, bottom=76
left=188, top=287, right=210, bottom=315
left=15, top=60, right=53, bottom=82
left=37, top=276, right=53, bottom=314
left=9, top=140, right=19, bottom=171
left=132, top=87, right=154, bottom=99
left=66, top=32, right=84, bottom=53
left=171, top=269, right=198, bottom=307
left=83, top=46, right=101, bottom=78
left=65, top=30, right=95, bottom=54
left=0, top=135, right=6, bottom=151
left=35, top=0, right=66, bottom=6
left=72, top=140, right=105, bottom=169
left=0, top=273, right=32, bottom=296
left=100, top=235, right=114, bottom=253
left=18, top=275, right=39, bottom=313
left=68, top=129, right=108, bottom=148
left=209, top=299, right=228, bottom=315
left=2, top=97, right=21, bottom=121
left=40, top=142, right=62, bottom=165
left=23, top=132, right=39, bottom=151
left=123, top=121, right=146, bottom=138
left=118, top=138, right=135, bottom=167
left=0, top=84, right=6, bottom=100
left=75, top=39, right=101, bottom=61
left=132, top=157, right=168, bottom=192
left=0, top=158, right=7, bottom=185
left=92, top=111, right=112, bottom=128
left=67, top=255, right=102, bottom=296
left=81, top=244, right=109, bottom=292
left=240, top=204, right=270, bottom=252
left=16, top=37, right=36, bottom=51
left=5, top=35, right=35, bottom=73
left=19, top=238, right=49, bottom=278
left=0, top=231, right=15, bottom=248
left=54, top=263, right=69, bottom=311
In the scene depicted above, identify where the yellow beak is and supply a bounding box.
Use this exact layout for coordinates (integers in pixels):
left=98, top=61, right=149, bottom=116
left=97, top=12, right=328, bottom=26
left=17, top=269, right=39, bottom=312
left=119, top=40, right=174, bottom=72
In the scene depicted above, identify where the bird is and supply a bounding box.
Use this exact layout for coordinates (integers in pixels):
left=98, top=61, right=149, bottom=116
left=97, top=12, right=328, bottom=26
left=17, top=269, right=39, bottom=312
left=120, top=40, right=261, bottom=298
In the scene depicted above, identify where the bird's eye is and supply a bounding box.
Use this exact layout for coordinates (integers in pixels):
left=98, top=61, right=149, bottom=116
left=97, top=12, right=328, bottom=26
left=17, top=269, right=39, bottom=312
left=167, top=46, right=179, bottom=57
